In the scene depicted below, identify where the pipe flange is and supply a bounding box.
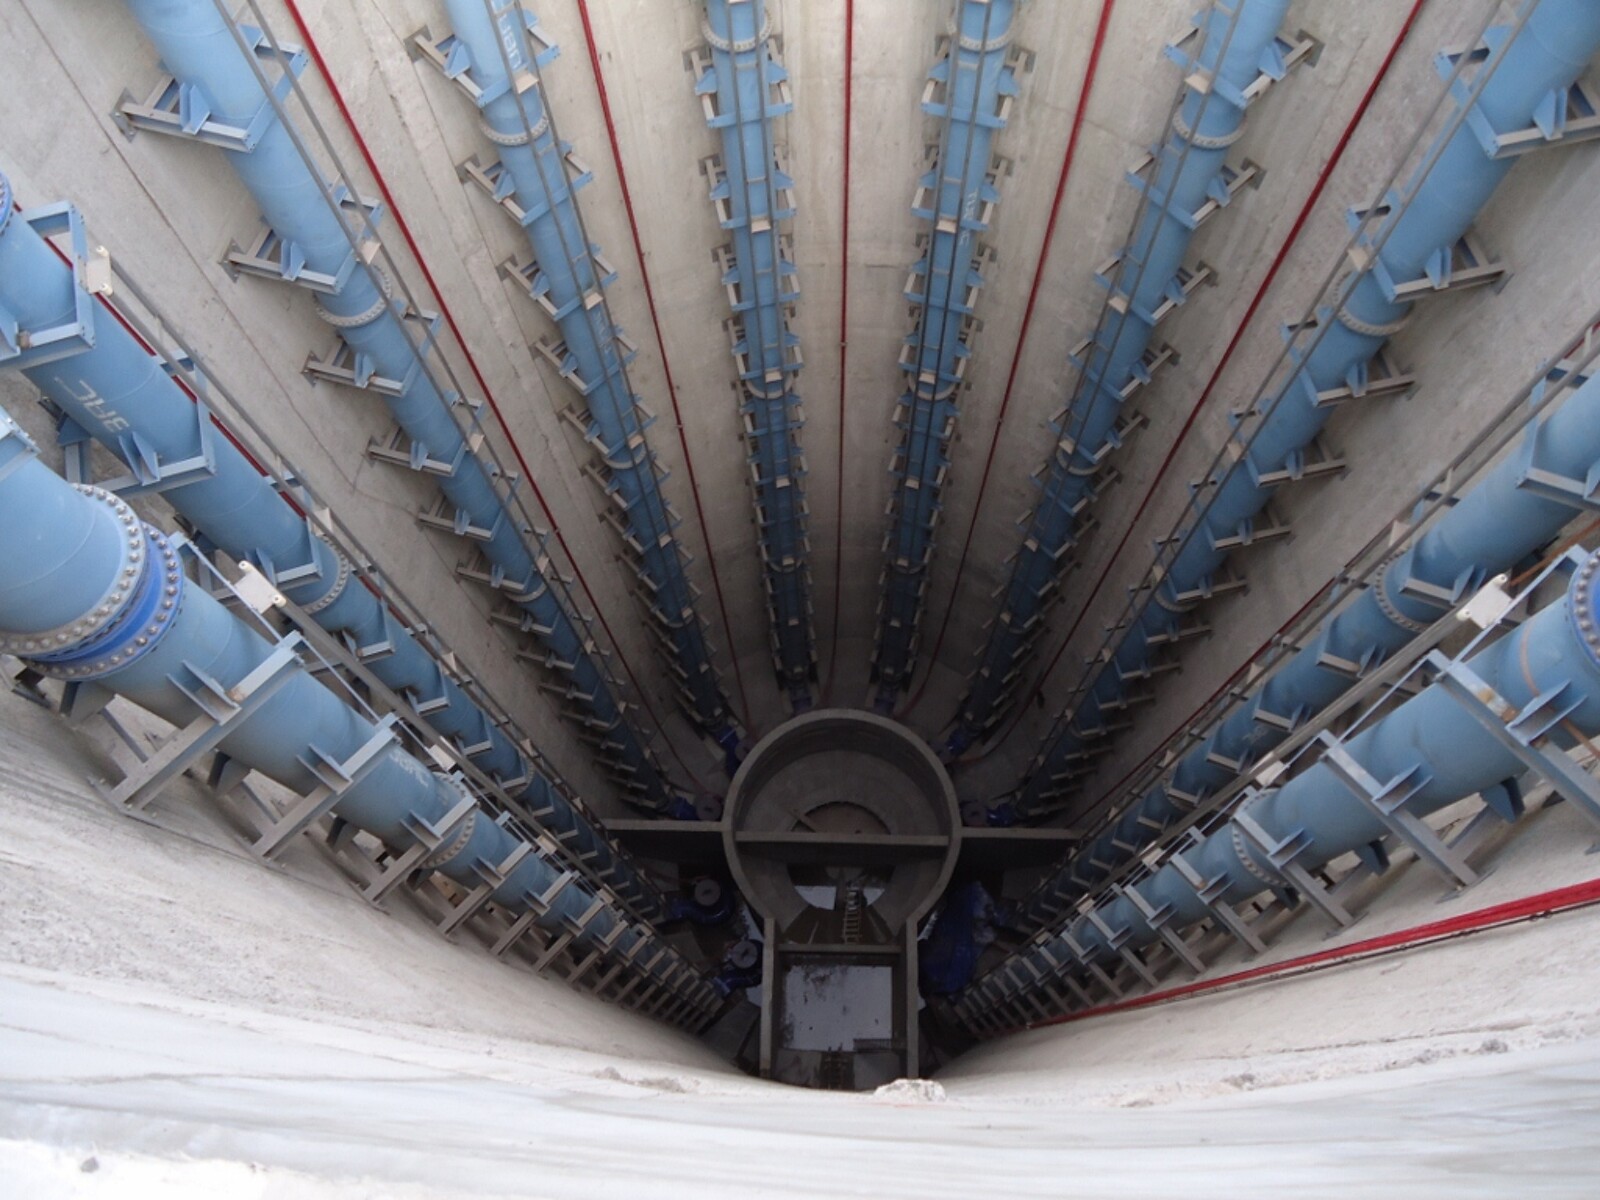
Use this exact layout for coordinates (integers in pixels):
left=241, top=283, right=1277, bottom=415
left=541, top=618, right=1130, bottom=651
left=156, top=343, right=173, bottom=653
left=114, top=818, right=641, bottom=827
left=1332, top=269, right=1411, bottom=339
left=701, top=10, right=771, bottom=54
left=947, top=13, right=1016, bottom=53
left=480, top=113, right=547, bottom=147
left=1172, top=110, right=1246, bottom=150
left=420, top=805, right=480, bottom=871
left=504, top=575, right=550, bottom=605
left=1230, top=806, right=1282, bottom=888
left=297, top=549, right=352, bottom=616
left=1569, top=549, right=1600, bottom=670
left=0, top=169, right=13, bottom=239
left=313, top=266, right=391, bottom=329
left=28, top=515, right=185, bottom=682
left=0, top=486, right=147, bottom=658
left=1152, top=581, right=1200, bottom=615
left=1372, top=555, right=1434, bottom=634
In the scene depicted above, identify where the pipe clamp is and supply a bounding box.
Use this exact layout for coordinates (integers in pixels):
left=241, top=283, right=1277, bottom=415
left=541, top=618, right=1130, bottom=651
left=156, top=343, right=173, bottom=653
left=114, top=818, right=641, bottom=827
left=299, top=550, right=352, bottom=616
left=1172, top=110, right=1247, bottom=150
left=701, top=10, right=771, bottom=54
left=948, top=15, right=1016, bottom=53
left=313, top=267, right=391, bottom=329
left=480, top=114, right=547, bottom=147
left=1333, top=270, right=1411, bottom=338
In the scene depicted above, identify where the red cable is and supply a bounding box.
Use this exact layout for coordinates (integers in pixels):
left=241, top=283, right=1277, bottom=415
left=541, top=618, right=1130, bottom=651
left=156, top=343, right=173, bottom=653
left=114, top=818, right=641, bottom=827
left=574, top=0, right=752, bottom=734
left=279, top=0, right=706, bottom=783
left=982, top=0, right=1429, bottom=754
left=898, top=0, right=1118, bottom=721
left=990, top=873, right=1600, bottom=1037
left=822, top=0, right=856, bottom=704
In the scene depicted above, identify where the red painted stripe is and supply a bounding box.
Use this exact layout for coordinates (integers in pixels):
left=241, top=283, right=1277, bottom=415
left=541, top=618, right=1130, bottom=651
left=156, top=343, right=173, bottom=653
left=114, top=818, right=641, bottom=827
left=279, top=0, right=706, bottom=785
left=574, top=0, right=752, bottom=734
left=899, top=0, right=1118, bottom=720
left=823, top=0, right=856, bottom=704
left=977, top=0, right=1430, bottom=757
left=992, top=874, right=1600, bottom=1037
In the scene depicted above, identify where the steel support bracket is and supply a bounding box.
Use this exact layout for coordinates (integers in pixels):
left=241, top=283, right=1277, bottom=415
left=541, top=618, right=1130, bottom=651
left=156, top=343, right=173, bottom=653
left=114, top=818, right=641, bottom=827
left=1429, top=650, right=1600, bottom=834
left=92, top=636, right=305, bottom=813
left=0, top=204, right=98, bottom=369
left=1316, top=731, right=1482, bottom=889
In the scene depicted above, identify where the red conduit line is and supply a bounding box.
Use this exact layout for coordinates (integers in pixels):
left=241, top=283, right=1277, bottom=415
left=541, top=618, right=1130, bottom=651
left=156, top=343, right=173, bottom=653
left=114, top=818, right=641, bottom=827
left=574, top=0, right=753, bottom=734
left=978, top=0, right=1429, bottom=757
left=279, top=0, right=706, bottom=785
left=897, top=0, right=1117, bottom=721
left=990, top=874, right=1600, bottom=1038
left=822, top=0, right=855, bottom=704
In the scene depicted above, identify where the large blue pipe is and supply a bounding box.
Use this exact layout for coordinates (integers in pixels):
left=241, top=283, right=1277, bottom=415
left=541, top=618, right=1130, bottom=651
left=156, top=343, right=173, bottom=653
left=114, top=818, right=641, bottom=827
left=1014, top=360, right=1600, bottom=932
left=119, top=0, right=685, bottom=815
left=1012, top=0, right=1600, bottom=818
left=0, top=401, right=717, bottom=1021
left=872, top=0, right=1021, bottom=706
left=955, top=0, right=1292, bottom=746
left=0, top=171, right=662, bottom=913
left=697, top=0, right=815, bottom=709
left=438, top=0, right=736, bottom=752
left=961, top=543, right=1600, bottom=1021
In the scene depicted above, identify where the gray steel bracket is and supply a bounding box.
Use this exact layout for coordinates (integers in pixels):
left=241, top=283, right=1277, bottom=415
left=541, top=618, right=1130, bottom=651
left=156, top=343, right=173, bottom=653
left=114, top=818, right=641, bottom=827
left=253, top=712, right=401, bottom=859
left=1316, top=732, right=1483, bottom=888
left=1429, top=650, right=1600, bottom=836
left=437, top=838, right=534, bottom=937
left=359, top=793, right=480, bottom=906
left=1169, top=839, right=1267, bottom=954
left=0, top=203, right=100, bottom=369
left=1513, top=416, right=1600, bottom=512
left=93, top=636, right=304, bottom=813
left=115, top=27, right=307, bottom=151
left=1061, top=930, right=1125, bottom=1000
left=1117, top=880, right=1206, bottom=974
left=1233, top=804, right=1359, bottom=928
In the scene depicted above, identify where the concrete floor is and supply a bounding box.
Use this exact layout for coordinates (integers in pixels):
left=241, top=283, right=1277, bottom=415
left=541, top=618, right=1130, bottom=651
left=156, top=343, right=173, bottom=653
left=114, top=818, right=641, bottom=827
left=3, top=674, right=1600, bottom=1195
left=5, top=968, right=1600, bottom=1198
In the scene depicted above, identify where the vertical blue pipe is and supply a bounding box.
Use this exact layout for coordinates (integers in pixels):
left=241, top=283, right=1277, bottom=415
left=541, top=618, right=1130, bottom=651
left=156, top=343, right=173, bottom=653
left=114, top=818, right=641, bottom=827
left=119, top=0, right=683, bottom=813
left=1015, top=363, right=1600, bottom=931
left=0, top=174, right=661, bottom=913
left=0, top=406, right=715, bottom=1017
left=1013, top=1, right=1600, bottom=818
left=956, top=0, right=1291, bottom=747
left=697, top=0, right=815, bottom=709
left=440, top=0, right=737, bottom=753
left=872, top=0, right=1021, bottom=707
left=965, top=544, right=1600, bottom=1014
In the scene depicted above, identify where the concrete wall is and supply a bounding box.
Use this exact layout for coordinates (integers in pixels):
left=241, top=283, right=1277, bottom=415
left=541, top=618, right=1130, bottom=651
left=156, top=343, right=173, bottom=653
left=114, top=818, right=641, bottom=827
left=4, top=0, right=1599, bottom=819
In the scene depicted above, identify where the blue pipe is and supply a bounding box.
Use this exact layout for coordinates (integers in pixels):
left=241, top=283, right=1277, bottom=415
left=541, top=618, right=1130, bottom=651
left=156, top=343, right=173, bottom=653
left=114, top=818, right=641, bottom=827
left=439, top=0, right=736, bottom=753
left=0, top=172, right=663, bottom=914
left=962, top=543, right=1600, bottom=1017
left=697, top=0, right=815, bottom=709
left=0, top=403, right=717, bottom=1020
left=1016, top=360, right=1600, bottom=931
left=955, top=0, right=1292, bottom=746
left=120, top=0, right=687, bottom=815
left=872, top=0, right=1021, bottom=707
left=1012, top=0, right=1600, bottom=818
